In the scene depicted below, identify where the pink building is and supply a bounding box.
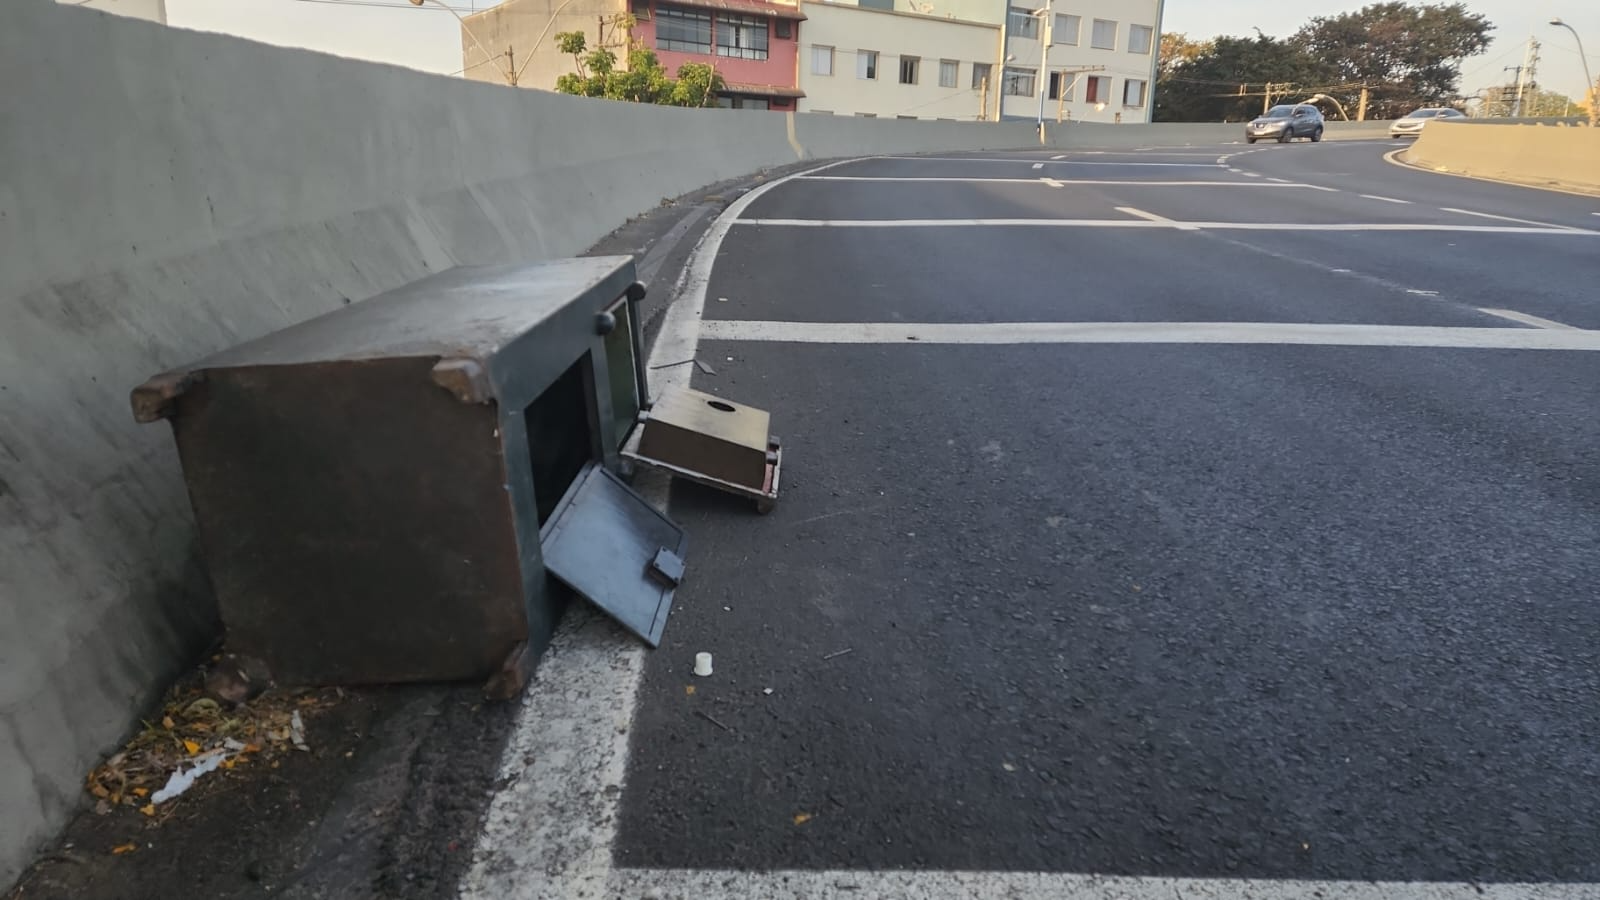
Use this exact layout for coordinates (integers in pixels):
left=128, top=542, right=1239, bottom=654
left=628, top=0, right=805, bottom=110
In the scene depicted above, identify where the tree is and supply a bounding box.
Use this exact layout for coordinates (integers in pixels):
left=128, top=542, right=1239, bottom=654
left=1155, top=35, right=1331, bottom=122
left=553, top=28, right=725, bottom=107
left=1158, top=33, right=1212, bottom=82
left=1292, top=2, right=1493, bottom=118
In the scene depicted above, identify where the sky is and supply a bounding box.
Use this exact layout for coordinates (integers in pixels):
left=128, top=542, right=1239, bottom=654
left=160, top=0, right=1599, bottom=101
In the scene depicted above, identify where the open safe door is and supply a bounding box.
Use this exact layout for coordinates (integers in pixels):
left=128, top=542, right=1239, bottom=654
left=539, top=463, right=688, bottom=646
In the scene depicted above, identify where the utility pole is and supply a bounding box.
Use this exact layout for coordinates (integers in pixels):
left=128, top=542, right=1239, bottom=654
left=1263, top=82, right=1273, bottom=115
left=1357, top=86, right=1369, bottom=121
left=1509, top=36, right=1540, bottom=117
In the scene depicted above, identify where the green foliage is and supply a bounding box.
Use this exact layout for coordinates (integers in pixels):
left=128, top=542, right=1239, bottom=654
left=552, top=31, right=726, bottom=107
left=1155, top=2, right=1494, bottom=122
left=1294, top=2, right=1493, bottom=118
left=1155, top=35, right=1330, bottom=122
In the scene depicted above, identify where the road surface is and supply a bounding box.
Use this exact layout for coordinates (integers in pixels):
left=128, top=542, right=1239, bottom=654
left=466, top=140, right=1600, bottom=899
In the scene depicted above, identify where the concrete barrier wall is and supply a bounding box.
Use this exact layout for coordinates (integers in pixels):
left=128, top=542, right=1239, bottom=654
left=0, top=0, right=1395, bottom=885
left=1405, top=121, right=1600, bottom=193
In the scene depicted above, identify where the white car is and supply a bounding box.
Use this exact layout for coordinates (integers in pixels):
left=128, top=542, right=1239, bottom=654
left=1389, top=107, right=1466, bottom=138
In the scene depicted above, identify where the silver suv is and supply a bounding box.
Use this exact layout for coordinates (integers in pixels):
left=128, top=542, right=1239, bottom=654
left=1245, top=104, right=1325, bottom=143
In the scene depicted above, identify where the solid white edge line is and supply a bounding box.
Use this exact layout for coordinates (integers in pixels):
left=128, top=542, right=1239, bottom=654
left=695, top=320, right=1600, bottom=351
left=736, top=219, right=1596, bottom=234
left=1359, top=194, right=1412, bottom=204
left=606, top=868, right=1594, bottom=899
left=1479, top=308, right=1582, bottom=330
left=459, top=155, right=865, bottom=900
left=797, top=176, right=1319, bottom=187
left=874, top=156, right=1222, bottom=166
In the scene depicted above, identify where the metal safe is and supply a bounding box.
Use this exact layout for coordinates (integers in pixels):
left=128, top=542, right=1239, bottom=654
left=132, top=257, right=684, bottom=694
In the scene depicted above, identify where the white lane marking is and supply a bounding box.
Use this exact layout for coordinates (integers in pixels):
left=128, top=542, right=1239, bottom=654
left=1593, top=212, right=1600, bottom=216
left=1267, top=177, right=1291, bottom=183
left=1406, top=289, right=1440, bottom=296
left=697, top=320, right=1600, bottom=351
left=1243, top=171, right=1263, bottom=178
left=798, top=176, right=1316, bottom=187
left=738, top=218, right=1597, bottom=235
left=1032, top=162, right=1044, bottom=169
left=1479, top=308, right=1581, bottom=330
left=1115, top=206, right=1200, bottom=231
left=1041, top=177, right=1064, bottom=188
left=1305, top=184, right=1340, bottom=192
left=1360, top=194, right=1411, bottom=204
left=609, top=869, right=1595, bottom=900
left=875, top=156, right=1221, bottom=167
left=1440, top=207, right=1580, bottom=230
left=1050, top=153, right=1067, bottom=159
left=459, top=156, right=859, bottom=900
left=1227, top=168, right=1243, bottom=173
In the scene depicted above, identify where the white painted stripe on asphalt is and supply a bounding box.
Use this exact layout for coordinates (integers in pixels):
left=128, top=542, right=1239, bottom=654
left=1032, top=162, right=1044, bottom=169
left=1480, top=308, right=1582, bottom=330
left=1268, top=177, right=1291, bottom=183
left=798, top=176, right=1317, bottom=187
left=876, top=156, right=1222, bottom=167
left=1360, top=194, right=1412, bottom=204
left=1050, top=153, right=1067, bottom=159
left=459, top=156, right=862, bottom=900
left=1041, top=177, right=1064, bottom=188
left=697, top=320, right=1600, bottom=351
left=1243, top=171, right=1263, bottom=177
left=1440, top=207, right=1580, bottom=230
left=608, top=868, right=1597, bottom=899
left=1305, top=184, right=1341, bottom=192
left=737, top=218, right=1598, bottom=235
left=1116, top=206, right=1200, bottom=230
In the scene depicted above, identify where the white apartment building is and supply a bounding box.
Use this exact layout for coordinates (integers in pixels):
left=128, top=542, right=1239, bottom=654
left=799, top=2, right=999, bottom=120
left=797, top=0, right=1162, bottom=123
left=998, top=0, right=1163, bottom=123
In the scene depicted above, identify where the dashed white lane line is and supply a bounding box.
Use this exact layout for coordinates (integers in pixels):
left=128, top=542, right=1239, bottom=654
left=1050, top=153, right=1067, bottom=159
left=696, top=320, right=1600, bottom=351
left=1440, top=207, right=1580, bottom=230
left=1115, top=206, right=1200, bottom=230
left=1406, top=289, right=1440, bottom=296
left=1268, top=177, right=1291, bottom=183
left=1360, top=194, right=1412, bottom=204
left=738, top=218, right=1597, bottom=235
left=1480, top=308, right=1582, bottom=330
left=1032, top=162, right=1044, bottom=169
left=1041, top=177, right=1064, bottom=188
left=1242, top=171, right=1263, bottom=177
left=1305, top=184, right=1341, bottom=192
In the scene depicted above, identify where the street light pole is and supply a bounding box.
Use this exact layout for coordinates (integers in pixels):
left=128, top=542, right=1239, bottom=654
left=1035, top=0, right=1052, bottom=138
left=1550, top=18, right=1597, bottom=127
left=409, top=0, right=517, bottom=86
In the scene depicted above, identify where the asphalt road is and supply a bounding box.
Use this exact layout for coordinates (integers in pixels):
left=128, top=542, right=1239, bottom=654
left=614, top=141, right=1600, bottom=884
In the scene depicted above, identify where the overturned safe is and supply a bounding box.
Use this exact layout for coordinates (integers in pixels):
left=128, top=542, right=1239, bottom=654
left=132, top=257, right=697, bottom=695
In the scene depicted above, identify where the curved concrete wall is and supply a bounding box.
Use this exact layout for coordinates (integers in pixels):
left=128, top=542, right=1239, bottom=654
left=1405, top=121, right=1600, bottom=193
left=0, top=0, right=1391, bottom=886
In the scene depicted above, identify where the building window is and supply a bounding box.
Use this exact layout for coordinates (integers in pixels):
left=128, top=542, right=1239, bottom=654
left=1128, top=24, right=1153, bottom=54
left=899, top=55, right=920, bottom=85
left=1053, top=13, right=1079, bottom=45
left=857, top=49, right=878, bottom=80
left=656, top=5, right=711, bottom=54
left=1123, top=78, right=1147, bottom=107
left=717, top=14, right=769, bottom=60
left=774, top=18, right=792, bottom=39
left=1008, top=6, right=1038, bottom=40
left=1090, top=18, right=1117, bottom=50
left=631, top=0, right=651, bottom=20
left=939, top=59, right=958, bottom=88
left=971, top=61, right=991, bottom=89
left=1002, top=66, right=1036, bottom=96
left=1048, top=71, right=1073, bottom=101
left=1083, top=74, right=1110, bottom=103
left=812, top=45, right=834, bottom=75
